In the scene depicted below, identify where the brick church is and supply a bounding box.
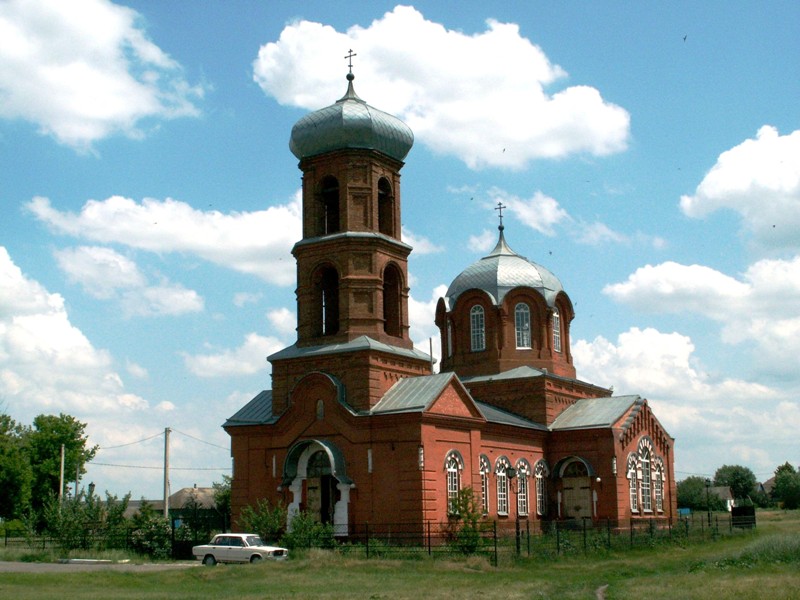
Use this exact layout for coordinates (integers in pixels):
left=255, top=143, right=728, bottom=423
left=225, top=68, right=677, bottom=533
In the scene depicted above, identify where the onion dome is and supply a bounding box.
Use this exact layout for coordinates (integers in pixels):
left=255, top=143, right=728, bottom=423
left=445, top=229, right=564, bottom=307
left=289, top=73, right=414, bottom=162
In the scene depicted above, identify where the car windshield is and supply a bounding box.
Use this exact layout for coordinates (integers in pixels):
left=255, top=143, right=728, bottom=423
left=245, top=535, right=265, bottom=547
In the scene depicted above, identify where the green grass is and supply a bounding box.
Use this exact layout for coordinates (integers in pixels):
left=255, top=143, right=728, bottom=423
left=1, top=511, right=798, bottom=599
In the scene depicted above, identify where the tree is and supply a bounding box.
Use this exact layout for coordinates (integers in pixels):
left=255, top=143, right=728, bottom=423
left=772, top=463, right=800, bottom=510
left=238, top=498, right=287, bottom=544
left=677, top=476, right=725, bottom=511
left=212, top=474, right=231, bottom=529
left=714, top=465, right=757, bottom=501
left=25, top=413, right=98, bottom=520
left=0, top=413, right=32, bottom=519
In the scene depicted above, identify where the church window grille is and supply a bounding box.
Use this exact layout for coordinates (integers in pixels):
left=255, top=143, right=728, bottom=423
left=654, top=464, right=663, bottom=512
left=445, top=451, right=463, bottom=514
left=479, top=455, right=490, bottom=514
left=627, top=455, right=639, bottom=513
left=640, top=446, right=652, bottom=512
left=470, top=305, right=485, bottom=352
left=313, top=266, right=340, bottom=337
left=552, top=308, right=562, bottom=353
left=496, top=457, right=511, bottom=516
left=516, top=460, right=531, bottom=517
left=515, top=303, right=531, bottom=349
left=534, top=460, right=549, bottom=517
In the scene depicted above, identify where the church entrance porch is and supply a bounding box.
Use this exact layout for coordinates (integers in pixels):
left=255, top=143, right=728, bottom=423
left=283, top=439, right=352, bottom=536
left=555, top=457, right=595, bottom=521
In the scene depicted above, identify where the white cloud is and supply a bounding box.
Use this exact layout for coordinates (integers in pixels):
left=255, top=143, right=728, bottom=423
left=402, top=226, right=443, bottom=254
left=495, top=189, right=570, bottom=236
left=603, top=258, right=800, bottom=374
left=253, top=5, right=629, bottom=169
left=0, top=246, right=150, bottom=420
left=575, top=221, right=627, bottom=246
left=680, top=126, right=800, bottom=252
left=409, top=284, right=447, bottom=367
left=267, top=307, right=296, bottom=337
left=233, top=292, right=262, bottom=307
left=572, top=327, right=791, bottom=480
left=54, top=245, right=203, bottom=317
left=26, top=195, right=301, bottom=285
left=468, top=229, right=497, bottom=253
left=0, top=0, right=204, bottom=150
left=126, top=360, right=148, bottom=379
left=183, top=333, right=283, bottom=378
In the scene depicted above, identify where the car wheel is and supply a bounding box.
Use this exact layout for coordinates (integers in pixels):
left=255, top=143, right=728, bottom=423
left=202, top=554, right=217, bottom=566
left=250, top=554, right=263, bottom=563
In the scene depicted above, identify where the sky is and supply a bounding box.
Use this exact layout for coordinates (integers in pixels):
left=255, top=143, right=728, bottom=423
left=1, top=0, right=798, bottom=501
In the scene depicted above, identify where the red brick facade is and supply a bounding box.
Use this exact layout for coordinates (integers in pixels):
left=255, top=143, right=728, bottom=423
left=225, top=77, right=677, bottom=534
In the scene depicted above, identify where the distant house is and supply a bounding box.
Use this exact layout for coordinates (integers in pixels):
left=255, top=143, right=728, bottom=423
left=709, top=486, right=735, bottom=511
left=124, top=486, right=217, bottom=519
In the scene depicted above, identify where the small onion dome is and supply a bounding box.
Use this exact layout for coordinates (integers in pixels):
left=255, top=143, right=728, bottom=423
left=289, top=73, right=414, bottom=162
left=445, top=230, right=564, bottom=307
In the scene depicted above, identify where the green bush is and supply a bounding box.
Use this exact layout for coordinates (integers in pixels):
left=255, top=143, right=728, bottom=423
left=238, top=497, right=287, bottom=544
left=281, top=511, right=336, bottom=549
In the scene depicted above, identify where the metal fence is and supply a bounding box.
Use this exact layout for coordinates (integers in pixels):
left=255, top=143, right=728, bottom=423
left=2, top=511, right=754, bottom=565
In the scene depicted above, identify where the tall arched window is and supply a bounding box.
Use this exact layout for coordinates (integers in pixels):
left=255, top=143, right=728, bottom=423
left=446, top=320, right=453, bottom=357
left=516, top=459, right=531, bottom=517
left=552, top=307, right=562, bottom=353
left=319, top=176, right=340, bottom=235
left=515, top=303, right=531, bottom=348
left=654, top=459, right=664, bottom=512
left=313, top=265, right=339, bottom=336
left=383, top=264, right=402, bottom=337
left=470, top=305, right=485, bottom=352
left=378, top=177, right=394, bottom=236
left=640, top=446, right=652, bottom=512
left=479, top=455, right=491, bottom=515
left=495, top=457, right=511, bottom=515
left=445, top=451, right=463, bottom=514
left=627, top=454, right=639, bottom=513
left=534, top=460, right=549, bottom=517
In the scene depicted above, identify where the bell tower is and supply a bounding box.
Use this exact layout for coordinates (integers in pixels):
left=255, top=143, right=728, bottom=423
left=268, top=61, right=432, bottom=414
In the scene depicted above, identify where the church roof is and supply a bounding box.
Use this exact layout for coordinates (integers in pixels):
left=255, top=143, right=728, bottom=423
left=461, top=365, right=546, bottom=382
left=223, top=390, right=277, bottom=427
left=550, top=395, right=643, bottom=431
left=371, top=372, right=457, bottom=414
left=289, top=73, right=414, bottom=162
left=476, top=401, right=548, bottom=431
left=268, top=335, right=432, bottom=363
left=445, top=229, right=564, bottom=307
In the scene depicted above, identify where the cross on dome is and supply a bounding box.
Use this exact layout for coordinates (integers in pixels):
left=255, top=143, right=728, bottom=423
left=344, top=49, right=357, bottom=78
left=494, top=201, right=507, bottom=231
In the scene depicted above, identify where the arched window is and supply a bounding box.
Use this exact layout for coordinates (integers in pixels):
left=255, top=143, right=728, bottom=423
left=627, top=454, right=639, bottom=513
left=534, top=460, right=549, bottom=517
left=516, top=459, right=531, bottom=517
left=446, top=320, right=453, bottom=357
left=378, top=177, right=394, bottom=236
left=654, top=458, right=664, bottom=512
left=495, top=457, right=511, bottom=515
left=515, top=303, right=531, bottom=349
left=313, top=265, right=339, bottom=336
left=319, top=176, right=340, bottom=236
left=552, top=307, right=562, bottom=353
left=445, top=451, right=463, bottom=514
left=479, top=455, right=491, bottom=515
left=470, top=305, right=485, bottom=352
left=383, top=264, right=402, bottom=337
left=638, top=436, right=653, bottom=512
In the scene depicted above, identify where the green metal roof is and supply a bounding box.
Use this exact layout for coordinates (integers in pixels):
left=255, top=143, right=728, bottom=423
left=289, top=74, right=414, bottom=162
left=550, top=395, right=642, bottom=431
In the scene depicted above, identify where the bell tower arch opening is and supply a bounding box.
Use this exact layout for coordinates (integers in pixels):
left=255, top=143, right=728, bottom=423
left=312, top=264, right=340, bottom=337
left=318, top=175, right=340, bottom=236
left=377, top=177, right=394, bottom=237
left=383, top=263, right=402, bottom=337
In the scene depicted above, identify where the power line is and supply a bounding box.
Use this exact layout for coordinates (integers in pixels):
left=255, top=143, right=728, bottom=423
left=97, top=431, right=164, bottom=450
left=91, top=461, right=230, bottom=471
left=171, top=428, right=229, bottom=451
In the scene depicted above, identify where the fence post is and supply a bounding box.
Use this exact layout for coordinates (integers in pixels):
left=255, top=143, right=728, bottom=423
left=427, top=521, right=431, bottom=556
left=629, top=519, right=634, bottom=548
left=556, top=521, right=561, bottom=555
left=365, top=523, right=370, bottom=559
left=606, top=518, right=611, bottom=549
left=582, top=518, right=587, bottom=553
left=493, top=521, right=498, bottom=567
left=526, top=520, right=531, bottom=556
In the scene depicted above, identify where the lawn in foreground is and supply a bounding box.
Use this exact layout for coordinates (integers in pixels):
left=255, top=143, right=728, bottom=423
left=0, top=511, right=798, bottom=599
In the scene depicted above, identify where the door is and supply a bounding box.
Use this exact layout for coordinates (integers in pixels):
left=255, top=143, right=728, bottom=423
left=561, top=461, right=592, bottom=519
left=306, top=451, right=336, bottom=524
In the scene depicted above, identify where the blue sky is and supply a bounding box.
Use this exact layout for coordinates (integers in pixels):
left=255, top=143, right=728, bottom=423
left=1, top=0, right=798, bottom=500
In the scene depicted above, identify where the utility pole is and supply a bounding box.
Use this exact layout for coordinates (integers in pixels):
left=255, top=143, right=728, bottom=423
left=163, top=427, right=171, bottom=519
left=59, top=444, right=65, bottom=501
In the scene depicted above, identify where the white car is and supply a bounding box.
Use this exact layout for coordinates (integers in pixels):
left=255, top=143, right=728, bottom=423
left=192, top=533, right=288, bottom=565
